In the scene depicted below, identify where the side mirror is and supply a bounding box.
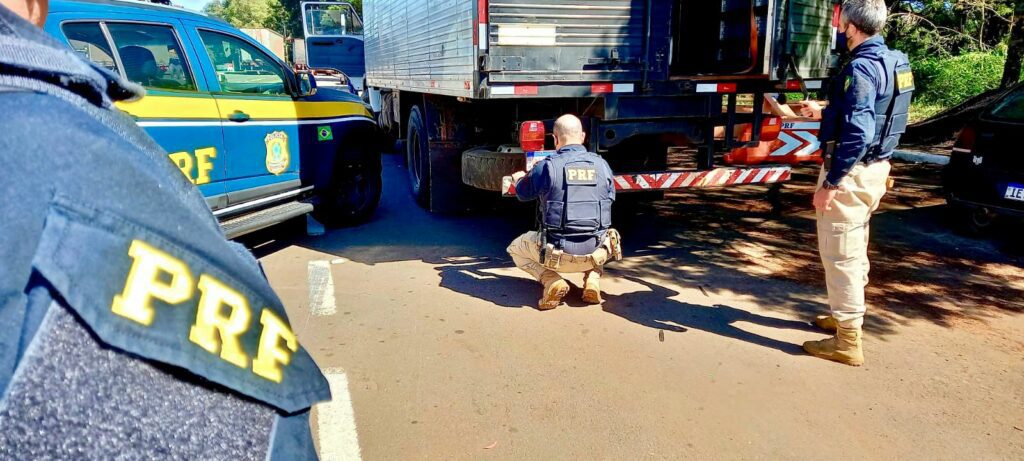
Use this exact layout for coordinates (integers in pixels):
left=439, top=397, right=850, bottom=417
left=296, top=71, right=317, bottom=97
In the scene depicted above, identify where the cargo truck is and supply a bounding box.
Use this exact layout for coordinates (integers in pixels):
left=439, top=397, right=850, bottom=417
left=302, top=1, right=367, bottom=92
left=363, top=0, right=840, bottom=211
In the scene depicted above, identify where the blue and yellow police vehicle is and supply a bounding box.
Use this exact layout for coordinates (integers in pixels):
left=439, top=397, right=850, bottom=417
left=45, top=0, right=383, bottom=237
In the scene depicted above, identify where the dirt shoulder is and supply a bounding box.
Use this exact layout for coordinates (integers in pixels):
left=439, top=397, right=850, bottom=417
left=636, top=161, right=1024, bottom=348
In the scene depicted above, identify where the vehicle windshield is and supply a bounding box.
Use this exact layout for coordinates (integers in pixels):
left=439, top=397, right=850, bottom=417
left=987, top=86, right=1024, bottom=122
left=304, top=2, right=363, bottom=37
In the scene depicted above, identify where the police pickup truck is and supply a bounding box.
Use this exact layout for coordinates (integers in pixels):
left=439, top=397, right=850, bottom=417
left=46, top=0, right=383, bottom=237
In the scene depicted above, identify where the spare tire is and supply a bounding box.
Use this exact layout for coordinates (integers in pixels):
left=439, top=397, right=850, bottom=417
left=461, top=147, right=526, bottom=191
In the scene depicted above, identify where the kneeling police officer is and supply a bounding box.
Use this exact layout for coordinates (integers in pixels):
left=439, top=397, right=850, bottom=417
left=507, top=114, right=621, bottom=310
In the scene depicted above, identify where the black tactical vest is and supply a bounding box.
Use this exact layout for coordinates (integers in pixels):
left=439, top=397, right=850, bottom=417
left=868, top=49, right=915, bottom=158
left=540, top=146, right=614, bottom=255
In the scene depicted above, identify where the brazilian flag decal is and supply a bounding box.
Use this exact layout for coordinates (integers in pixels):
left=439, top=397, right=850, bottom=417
left=317, top=126, right=333, bottom=141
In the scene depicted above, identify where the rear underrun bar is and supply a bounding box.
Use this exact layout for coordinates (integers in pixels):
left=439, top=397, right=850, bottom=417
left=501, top=165, right=792, bottom=196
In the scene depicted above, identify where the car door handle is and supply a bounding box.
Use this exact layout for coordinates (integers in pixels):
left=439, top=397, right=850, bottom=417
left=228, top=110, right=250, bottom=122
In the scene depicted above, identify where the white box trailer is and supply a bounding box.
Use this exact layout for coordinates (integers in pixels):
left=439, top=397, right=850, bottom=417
left=364, top=0, right=839, bottom=212
left=292, top=38, right=307, bottom=66
left=240, top=28, right=286, bottom=61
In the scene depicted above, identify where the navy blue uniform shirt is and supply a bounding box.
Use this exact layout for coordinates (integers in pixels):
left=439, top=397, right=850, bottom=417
left=819, top=36, right=894, bottom=185
left=0, top=6, right=328, bottom=459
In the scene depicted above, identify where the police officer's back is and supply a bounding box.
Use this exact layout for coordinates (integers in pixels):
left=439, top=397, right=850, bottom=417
left=0, top=3, right=329, bottom=458
left=507, top=115, right=620, bottom=310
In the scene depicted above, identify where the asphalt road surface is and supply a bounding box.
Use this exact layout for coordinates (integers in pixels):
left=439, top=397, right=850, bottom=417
left=249, top=154, right=1024, bottom=460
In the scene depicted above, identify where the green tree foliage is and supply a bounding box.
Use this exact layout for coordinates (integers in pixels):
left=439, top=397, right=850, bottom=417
left=883, top=0, right=1024, bottom=110
left=202, top=0, right=362, bottom=39
left=887, top=0, right=1014, bottom=60
left=913, top=48, right=1008, bottom=106
left=203, top=0, right=279, bottom=29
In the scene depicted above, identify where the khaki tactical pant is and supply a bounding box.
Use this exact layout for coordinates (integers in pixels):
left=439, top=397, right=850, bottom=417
left=507, top=231, right=610, bottom=282
left=816, top=161, right=891, bottom=329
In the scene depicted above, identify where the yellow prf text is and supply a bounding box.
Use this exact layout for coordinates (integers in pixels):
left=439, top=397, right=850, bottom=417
left=110, top=239, right=298, bottom=383
left=168, top=147, right=217, bottom=185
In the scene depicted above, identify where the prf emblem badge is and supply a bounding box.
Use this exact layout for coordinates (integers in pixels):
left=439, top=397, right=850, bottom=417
left=264, top=131, right=290, bottom=175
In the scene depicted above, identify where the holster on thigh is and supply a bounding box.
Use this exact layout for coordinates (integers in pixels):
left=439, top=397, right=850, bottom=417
left=606, top=229, right=623, bottom=262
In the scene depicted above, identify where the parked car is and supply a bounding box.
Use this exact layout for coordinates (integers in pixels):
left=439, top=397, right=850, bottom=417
left=943, top=82, right=1024, bottom=233
left=45, top=0, right=383, bottom=237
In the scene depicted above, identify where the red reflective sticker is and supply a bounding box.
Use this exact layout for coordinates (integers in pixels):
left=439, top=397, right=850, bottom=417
left=514, top=85, right=538, bottom=95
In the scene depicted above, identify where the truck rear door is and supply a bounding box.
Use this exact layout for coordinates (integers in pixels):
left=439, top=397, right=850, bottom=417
left=484, top=1, right=645, bottom=84
left=771, top=0, right=837, bottom=82
left=302, top=1, right=366, bottom=91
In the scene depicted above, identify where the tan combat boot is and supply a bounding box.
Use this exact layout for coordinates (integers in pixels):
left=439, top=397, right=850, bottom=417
left=813, top=315, right=838, bottom=332
left=802, top=325, right=864, bottom=366
left=538, top=272, right=569, bottom=311
left=582, top=272, right=602, bottom=305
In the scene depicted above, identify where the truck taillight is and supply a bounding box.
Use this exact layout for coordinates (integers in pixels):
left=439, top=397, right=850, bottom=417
left=954, top=126, right=976, bottom=152
left=519, top=121, right=545, bottom=152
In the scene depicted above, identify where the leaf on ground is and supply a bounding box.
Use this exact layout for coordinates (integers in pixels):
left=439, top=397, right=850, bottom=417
left=484, top=441, right=498, bottom=449
left=699, top=285, right=709, bottom=297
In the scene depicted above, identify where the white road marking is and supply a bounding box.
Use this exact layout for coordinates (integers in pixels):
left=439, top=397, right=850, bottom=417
left=318, top=368, right=362, bottom=461
left=308, top=260, right=337, bottom=316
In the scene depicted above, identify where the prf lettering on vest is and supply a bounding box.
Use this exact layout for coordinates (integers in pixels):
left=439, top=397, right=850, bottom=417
left=168, top=147, right=217, bottom=185
left=110, top=239, right=299, bottom=383
left=566, top=167, right=597, bottom=183
left=896, top=70, right=915, bottom=92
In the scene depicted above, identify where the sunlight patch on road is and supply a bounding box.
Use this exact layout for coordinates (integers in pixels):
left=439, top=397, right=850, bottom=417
left=308, top=260, right=337, bottom=316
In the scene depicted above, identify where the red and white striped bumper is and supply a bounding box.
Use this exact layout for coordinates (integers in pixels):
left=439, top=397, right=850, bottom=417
left=502, top=166, right=792, bottom=196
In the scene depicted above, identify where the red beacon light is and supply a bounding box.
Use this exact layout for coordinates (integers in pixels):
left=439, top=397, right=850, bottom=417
left=519, top=120, right=545, bottom=152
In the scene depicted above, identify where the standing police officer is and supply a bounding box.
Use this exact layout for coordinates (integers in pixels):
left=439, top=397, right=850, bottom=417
left=799, top=0, right=914, bottom=366
left=0, top=1, right=329, bottom=458
left=507, top=114, right=620, bottom=310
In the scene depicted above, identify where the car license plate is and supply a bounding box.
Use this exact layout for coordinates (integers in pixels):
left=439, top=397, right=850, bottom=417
left=1006, top=183, right=1024, bottom=202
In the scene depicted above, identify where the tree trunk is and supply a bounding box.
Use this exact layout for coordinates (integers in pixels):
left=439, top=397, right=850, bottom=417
left=1001, top=3, right=1024, bottom=89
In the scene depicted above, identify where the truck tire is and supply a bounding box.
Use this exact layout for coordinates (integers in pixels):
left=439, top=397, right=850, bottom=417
left=461, top=147, right=526, bottom=191
left=314, top=149, right=383, bottom=227
left=406, top=106, right=430, bottom=206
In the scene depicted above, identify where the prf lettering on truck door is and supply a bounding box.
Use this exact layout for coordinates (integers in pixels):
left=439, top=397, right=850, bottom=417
left=168, top=147, right=217, bottom=185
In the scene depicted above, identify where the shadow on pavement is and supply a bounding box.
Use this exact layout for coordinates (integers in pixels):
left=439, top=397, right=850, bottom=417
left=432, top=256, right=817, bottom=355
left=602, top=276, right=818, bottom=356
left=246, top=154, right=1024, bottom=345
left=434, top=257, right=539, bottom=309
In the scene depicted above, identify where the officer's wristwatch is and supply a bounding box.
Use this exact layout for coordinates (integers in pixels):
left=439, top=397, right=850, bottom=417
left=821, top=180, right=842, bottom=191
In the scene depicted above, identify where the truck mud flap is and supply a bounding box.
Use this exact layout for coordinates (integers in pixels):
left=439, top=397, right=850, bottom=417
left=427, top=141, right=471, bottom=213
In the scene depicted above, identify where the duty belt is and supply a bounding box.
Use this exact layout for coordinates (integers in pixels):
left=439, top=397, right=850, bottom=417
left=822, top=141, right=889, bottom=172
